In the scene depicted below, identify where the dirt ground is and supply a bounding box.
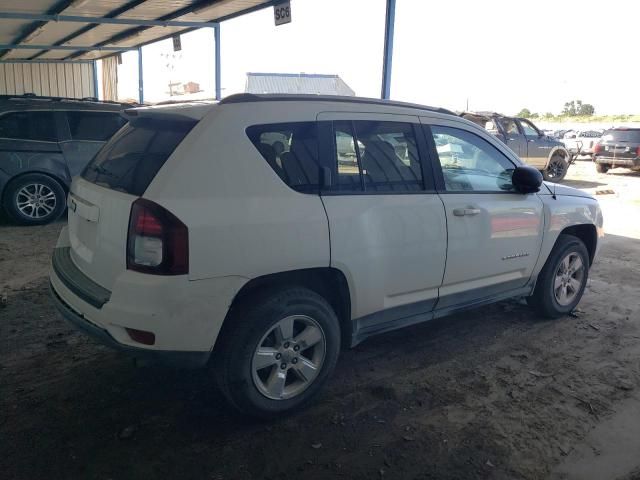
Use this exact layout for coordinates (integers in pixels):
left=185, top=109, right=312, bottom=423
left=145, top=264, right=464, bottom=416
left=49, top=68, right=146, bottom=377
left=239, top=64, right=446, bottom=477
left=1, top=160, right=640, bottom=480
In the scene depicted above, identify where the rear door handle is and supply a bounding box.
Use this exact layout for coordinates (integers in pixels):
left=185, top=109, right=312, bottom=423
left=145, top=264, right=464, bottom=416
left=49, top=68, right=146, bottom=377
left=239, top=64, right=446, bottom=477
left=453, top=207, right=481, bottom=216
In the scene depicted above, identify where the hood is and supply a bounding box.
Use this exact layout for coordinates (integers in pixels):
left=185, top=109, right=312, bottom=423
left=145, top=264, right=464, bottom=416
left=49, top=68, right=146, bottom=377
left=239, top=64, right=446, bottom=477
left=541, top=182, right=595, bottom=199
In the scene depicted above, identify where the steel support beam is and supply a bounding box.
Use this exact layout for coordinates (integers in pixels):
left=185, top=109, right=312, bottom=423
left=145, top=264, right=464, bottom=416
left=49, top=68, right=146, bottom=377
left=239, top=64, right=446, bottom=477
left=380, top=0, right=396, bottom=100
left=0, top=59, right=93, bottom=64
left=0, top=12, right=219, bottom=28
left=0, top=44, right=135, bottom=52
left=214, top=24, right=221, bottom=100
left=92, top=60, right=99, bottom=99
left=138, top=47, right=144, bottom=104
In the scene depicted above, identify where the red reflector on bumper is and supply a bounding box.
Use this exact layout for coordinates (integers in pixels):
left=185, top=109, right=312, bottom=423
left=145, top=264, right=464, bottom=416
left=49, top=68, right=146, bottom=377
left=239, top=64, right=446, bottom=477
left=125, top=328, right=156, bottom=345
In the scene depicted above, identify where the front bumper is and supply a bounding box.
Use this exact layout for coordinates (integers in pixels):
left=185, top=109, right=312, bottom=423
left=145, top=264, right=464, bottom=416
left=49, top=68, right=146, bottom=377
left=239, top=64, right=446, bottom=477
left=50, top=282, right=209, bottom=368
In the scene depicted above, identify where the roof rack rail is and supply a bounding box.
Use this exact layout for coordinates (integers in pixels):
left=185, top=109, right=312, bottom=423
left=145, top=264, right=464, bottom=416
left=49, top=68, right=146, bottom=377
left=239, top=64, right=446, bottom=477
left=218, top=93, right=456, bottom=116
left=153, top=98, right=215, bottom=106
left=0, top=93, right=138, bottom=106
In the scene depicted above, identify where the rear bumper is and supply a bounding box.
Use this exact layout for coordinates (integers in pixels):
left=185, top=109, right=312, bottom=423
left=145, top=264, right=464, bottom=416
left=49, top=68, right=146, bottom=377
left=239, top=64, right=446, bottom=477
left=50, top=282, right=209, bottom=368
left=594, top=156, right=640, bottom=167
left=49, top=227, right=249, bottom=366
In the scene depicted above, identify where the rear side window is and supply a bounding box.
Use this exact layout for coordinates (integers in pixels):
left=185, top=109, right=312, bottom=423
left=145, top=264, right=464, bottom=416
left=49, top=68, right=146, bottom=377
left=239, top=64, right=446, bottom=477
left=333, top=120, right=423, bottom=192
left=246, top=122, right=321, bottom=193
left=602, top=129, right=640, bottom=143
left=0, top=111, right=57, bottom=142
left=66, top=111, right=127, bottom=141
left=82, top=117, right=196, bottom=196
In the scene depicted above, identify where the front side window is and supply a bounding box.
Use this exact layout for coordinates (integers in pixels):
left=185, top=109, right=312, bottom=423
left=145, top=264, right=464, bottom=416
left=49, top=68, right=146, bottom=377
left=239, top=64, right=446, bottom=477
left=519, top=120, right=539, bottom=137
left=247, top=122, right=320, bottom=193
left=66, top=111, right=127, bottom=141
left=431, top=126, right=516, bottom=192
left=0, top=111, right=57, bottom=142
left=499, top=119, right=519, bottom=135
left=333, top=120, right=423, bottom=192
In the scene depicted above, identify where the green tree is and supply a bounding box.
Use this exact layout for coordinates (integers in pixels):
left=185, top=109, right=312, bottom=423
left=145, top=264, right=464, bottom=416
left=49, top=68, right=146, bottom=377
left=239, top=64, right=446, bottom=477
left=517, top=108, right=532, bottom=118
left=562, top=101, right=577, bottom=116
left=562, top=100, right=595, bottom=116
left=578, top=103, right=595, bottom=116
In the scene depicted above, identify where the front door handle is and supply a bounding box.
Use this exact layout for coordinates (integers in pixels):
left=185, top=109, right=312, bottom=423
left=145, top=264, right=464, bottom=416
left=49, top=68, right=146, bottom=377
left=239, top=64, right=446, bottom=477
left=453, top=207, right=481, bottom=216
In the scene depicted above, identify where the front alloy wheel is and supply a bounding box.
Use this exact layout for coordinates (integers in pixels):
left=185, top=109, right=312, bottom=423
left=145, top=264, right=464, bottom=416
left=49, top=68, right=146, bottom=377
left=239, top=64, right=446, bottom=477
left=527, top=234, right=590, bottom=318
left=553, top=252, right=585, bottom=306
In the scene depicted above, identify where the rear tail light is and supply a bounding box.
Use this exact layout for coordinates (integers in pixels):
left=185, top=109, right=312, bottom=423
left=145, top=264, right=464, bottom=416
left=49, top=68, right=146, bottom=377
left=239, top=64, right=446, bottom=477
left=593, top=143, right=602, bottom=155
left=636, top=146, right=640, bottom=157
left=127, top=198, right=188, bottom=275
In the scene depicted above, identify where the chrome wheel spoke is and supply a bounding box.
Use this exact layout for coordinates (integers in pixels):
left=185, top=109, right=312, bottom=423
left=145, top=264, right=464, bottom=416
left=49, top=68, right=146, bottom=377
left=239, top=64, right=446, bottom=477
left=569, top=255, right=583, bottom=274
left=568, top=277, right=582, bottom=293
left=292, top=357, right=318, bottom=383
left=294, top=325, right=323, bottom=349
left=274, top=316, right=295, bottom=343
left=265, top=369, right=287, bottom=399
left=254, top=347, right=279, bottom=370
left=554, top=274, right=564, bottom=290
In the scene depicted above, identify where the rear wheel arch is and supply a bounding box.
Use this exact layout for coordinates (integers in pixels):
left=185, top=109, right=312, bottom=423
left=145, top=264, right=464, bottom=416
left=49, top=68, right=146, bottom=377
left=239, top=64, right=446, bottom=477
left=222, top=267, right=352, bottom=348
left=559, top=224, right=598, bottom=265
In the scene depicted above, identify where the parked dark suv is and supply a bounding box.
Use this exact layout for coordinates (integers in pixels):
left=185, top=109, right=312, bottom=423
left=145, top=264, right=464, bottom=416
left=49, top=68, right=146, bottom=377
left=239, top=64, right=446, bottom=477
left=593, top=128, right=640, bottom=173
left=461, top=112, right=572, bottom=182
left=0, top=94, right=132, bottom=225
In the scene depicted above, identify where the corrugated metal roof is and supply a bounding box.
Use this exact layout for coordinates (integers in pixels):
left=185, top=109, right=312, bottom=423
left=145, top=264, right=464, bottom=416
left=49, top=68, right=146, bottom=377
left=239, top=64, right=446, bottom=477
left=0, top=0, right=273, bottom=61
left=245, top=73, right=356, bottom=96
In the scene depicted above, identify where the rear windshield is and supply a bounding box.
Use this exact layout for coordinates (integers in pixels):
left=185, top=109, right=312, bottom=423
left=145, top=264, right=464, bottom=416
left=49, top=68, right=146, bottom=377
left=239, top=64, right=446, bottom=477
left=602, top=129, right=640, bottom=143
left=81, top=117, right=196, bottom=196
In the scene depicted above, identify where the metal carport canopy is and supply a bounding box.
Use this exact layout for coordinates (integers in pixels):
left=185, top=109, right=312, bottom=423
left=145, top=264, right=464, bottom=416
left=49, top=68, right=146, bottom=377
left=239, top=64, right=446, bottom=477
left=0, top=0, right=397, bottom=101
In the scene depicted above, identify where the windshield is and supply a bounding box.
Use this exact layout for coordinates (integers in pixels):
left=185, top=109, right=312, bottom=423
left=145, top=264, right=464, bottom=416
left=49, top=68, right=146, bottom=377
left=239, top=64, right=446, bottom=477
left=602, top=129, right=640, bottom=143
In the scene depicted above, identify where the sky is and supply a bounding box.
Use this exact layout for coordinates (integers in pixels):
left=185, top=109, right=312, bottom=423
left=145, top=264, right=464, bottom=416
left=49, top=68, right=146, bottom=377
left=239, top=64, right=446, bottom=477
left=110, top=0, right=639, bottom=115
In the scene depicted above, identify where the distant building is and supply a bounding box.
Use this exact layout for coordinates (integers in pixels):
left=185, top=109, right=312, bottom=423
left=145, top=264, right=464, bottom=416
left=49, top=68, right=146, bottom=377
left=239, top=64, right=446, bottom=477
left=183, top=81, right=201, bottom=94
left=166, top=81, right=202, bottom=96
left=245, top=72, right=355, bottom=96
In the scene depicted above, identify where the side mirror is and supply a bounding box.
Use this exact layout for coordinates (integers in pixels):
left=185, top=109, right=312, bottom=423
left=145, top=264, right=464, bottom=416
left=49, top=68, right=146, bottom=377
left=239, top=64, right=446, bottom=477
left=512, top=166, right=543, bottom=194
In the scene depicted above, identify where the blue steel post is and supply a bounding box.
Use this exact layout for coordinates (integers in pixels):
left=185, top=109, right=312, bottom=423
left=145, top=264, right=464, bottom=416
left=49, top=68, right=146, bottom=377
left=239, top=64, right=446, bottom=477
left=214, top=23, right=221, bottom=100
left=380, top=0, right=396, bottom=100
left=92, top=60, right=99, bottom=99
left=137, top=47, right=144, bottom=104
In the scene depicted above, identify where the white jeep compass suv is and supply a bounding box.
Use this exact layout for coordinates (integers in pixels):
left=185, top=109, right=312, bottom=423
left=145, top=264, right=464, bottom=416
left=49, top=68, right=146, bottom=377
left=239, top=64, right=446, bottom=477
left=50, top=94, right=603, bottom=418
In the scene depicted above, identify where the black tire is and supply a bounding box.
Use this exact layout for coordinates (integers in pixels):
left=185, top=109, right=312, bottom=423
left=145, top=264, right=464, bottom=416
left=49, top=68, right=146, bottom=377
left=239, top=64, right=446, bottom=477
left=2, top=173, right=66, bottom=225
left=543, top=154, right=569, bottom=182
left=527, top=234, right=590, bottom=318
left=214, top=287, right=341, bottom=419
left=595, top=163, right=610, bottom=174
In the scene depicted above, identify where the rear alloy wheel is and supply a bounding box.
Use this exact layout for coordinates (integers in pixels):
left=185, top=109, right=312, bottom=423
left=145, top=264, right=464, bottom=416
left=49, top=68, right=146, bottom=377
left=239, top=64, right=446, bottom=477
left=3, top=173, right=66, bottom=225
left=527, top=234, right=590, bottom=318
left=252, top=315, right=326, bottom=400
left=595, top=163, right=610, bottom=174
left=215, top=287, right=340, bottom=418
left=543, top=154, right=569, bottom=182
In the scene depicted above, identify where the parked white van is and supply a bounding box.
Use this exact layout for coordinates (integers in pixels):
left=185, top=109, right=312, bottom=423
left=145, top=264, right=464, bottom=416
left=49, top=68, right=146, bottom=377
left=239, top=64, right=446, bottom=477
left=50, top=94, right=603, bottom=417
